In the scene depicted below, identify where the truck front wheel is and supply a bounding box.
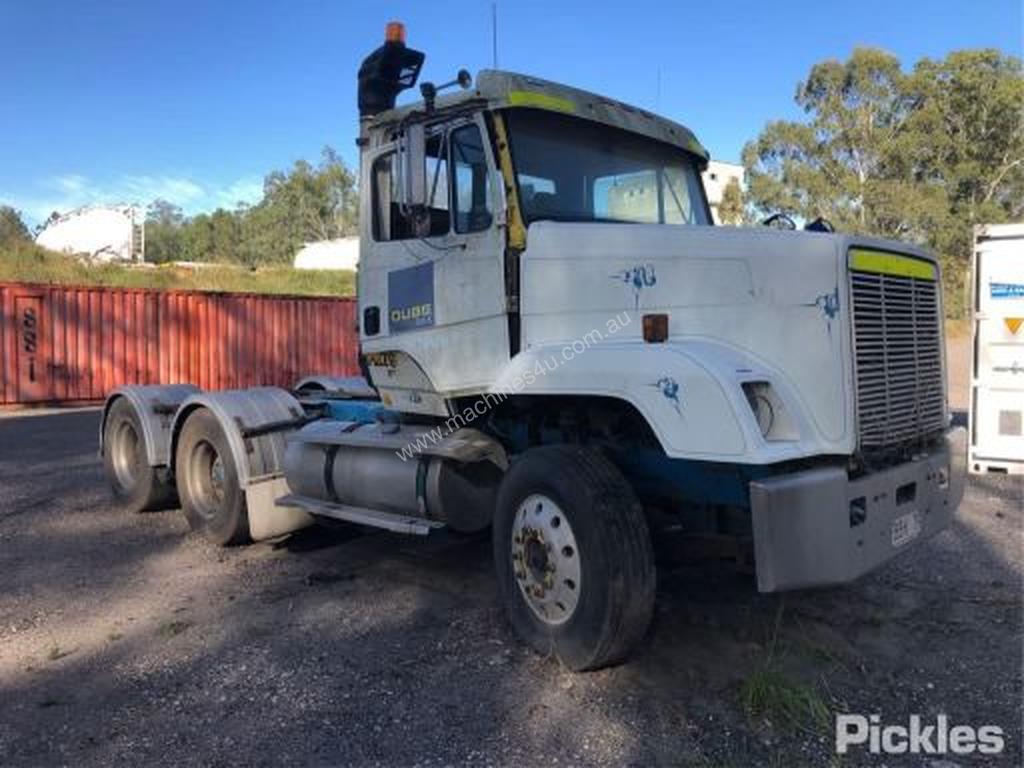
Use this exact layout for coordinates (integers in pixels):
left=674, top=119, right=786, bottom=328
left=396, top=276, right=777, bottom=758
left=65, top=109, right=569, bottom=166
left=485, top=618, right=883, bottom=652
left=175, top=409, right=250, bottom=546
left=493, top=445, right=655, bottom=671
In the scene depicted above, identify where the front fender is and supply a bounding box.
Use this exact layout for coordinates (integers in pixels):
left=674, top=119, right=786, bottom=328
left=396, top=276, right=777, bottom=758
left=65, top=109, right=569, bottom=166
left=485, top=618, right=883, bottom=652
left=490, top=340, right=848, bottom=463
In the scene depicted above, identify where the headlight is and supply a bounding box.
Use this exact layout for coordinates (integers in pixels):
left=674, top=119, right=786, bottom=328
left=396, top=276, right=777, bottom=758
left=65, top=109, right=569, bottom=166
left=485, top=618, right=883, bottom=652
left=744, top=384, right=775, bottom=436
left=742, top=381, right=797, bottom=441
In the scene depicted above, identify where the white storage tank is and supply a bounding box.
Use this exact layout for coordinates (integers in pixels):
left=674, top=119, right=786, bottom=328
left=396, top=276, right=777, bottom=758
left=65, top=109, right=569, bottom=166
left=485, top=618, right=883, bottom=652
left=35, top=204, right=144, bottom=262
left=293, top=237, right=359, bottom=271
left=969, top=223, right=1024, bottom=474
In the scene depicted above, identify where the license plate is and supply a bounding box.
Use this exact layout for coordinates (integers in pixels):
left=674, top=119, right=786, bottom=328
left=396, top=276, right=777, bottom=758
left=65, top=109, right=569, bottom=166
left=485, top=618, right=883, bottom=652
left=891, top=510, right=922, bottom=547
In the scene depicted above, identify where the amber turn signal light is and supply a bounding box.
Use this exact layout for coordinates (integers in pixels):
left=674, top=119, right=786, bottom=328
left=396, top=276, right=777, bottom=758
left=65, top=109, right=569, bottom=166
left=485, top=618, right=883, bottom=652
left=385, top=21, right=406, bottom=44
left=643, top=313, right=668, bottom=343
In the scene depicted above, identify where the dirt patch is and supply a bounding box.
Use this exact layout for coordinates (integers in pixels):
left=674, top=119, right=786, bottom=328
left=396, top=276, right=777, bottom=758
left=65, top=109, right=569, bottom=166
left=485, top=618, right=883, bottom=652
left=0, top=411, right=1020, bottom=766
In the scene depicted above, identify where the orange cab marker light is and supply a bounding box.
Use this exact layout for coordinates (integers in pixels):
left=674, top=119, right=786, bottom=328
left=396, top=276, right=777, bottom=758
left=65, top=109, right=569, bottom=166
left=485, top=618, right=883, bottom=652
left=643, top=314, right=669, bottom=343
left=385, top=21, right=406, bottom=44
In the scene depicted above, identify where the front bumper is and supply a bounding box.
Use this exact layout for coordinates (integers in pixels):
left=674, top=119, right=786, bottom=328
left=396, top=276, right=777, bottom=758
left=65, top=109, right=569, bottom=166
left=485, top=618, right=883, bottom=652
left=750, top=427, right=966, bottom=592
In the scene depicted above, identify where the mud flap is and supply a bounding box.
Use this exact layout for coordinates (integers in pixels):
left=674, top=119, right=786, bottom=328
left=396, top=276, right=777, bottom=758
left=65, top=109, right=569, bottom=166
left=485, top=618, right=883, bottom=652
left=246, top=476, right=314, bottom=540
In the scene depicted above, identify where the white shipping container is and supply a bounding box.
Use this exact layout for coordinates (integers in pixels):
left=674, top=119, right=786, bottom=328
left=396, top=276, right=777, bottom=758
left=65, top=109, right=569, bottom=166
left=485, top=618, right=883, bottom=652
left=969, top=223, right=1024, bottom=474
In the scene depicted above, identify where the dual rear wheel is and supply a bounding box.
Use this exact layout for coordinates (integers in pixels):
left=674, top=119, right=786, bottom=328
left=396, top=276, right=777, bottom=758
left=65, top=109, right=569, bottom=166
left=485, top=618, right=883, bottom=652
left=103, top=402, right=249, bottom=546
left=103, top=398, right=176, bottom=512
left=174, top=409, right=250, bottom=546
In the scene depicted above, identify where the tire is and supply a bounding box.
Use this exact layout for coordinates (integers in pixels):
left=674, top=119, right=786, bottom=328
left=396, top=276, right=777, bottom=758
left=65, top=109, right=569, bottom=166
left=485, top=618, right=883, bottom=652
left=174, top=408, right=250, bottom=546
left=493, top=445, right=656, bottom=671
left=103, top=397, right=176, bottom=512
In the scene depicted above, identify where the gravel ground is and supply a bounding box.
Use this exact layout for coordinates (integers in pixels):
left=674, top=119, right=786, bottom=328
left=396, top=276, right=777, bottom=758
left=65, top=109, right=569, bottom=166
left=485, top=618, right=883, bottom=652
left=0, top=403, right=1020, bottom=766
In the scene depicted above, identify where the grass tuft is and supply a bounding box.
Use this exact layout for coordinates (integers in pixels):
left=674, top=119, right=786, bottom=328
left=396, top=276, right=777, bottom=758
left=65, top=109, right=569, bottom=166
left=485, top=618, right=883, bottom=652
left=156, top=620, right=192, bottom=638
left=46, top=645, right=74, bottom=662
left=739, top=599, right=831, bottom=735
left=740, top=666, right=831, bottom=734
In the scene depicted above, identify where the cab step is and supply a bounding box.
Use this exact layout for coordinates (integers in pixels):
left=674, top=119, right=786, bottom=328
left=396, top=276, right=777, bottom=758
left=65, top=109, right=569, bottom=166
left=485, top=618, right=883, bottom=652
left=276, top=493, right=445, bottom=536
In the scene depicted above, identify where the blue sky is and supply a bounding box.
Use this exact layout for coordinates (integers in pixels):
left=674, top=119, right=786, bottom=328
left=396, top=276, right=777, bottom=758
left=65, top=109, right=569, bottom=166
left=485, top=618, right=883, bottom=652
left=2, top=0, right=1020, bottom=225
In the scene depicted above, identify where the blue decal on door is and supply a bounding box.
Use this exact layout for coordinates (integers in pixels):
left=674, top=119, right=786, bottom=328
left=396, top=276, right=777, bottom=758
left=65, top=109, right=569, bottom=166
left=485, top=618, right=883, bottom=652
left=388, top=262, right=435, bottom=333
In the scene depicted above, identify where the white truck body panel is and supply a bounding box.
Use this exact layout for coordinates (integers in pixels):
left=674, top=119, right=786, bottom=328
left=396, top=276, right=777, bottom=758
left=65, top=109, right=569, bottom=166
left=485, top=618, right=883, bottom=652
left=361, top=207, right=950, bottom=465
left=970, top=223, right=1024, bottom=473
left=514, top=222, right=855, bottom=461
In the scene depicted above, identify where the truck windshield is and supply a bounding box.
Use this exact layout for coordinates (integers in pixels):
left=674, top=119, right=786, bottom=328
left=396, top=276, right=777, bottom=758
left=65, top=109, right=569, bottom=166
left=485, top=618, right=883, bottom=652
left=505, top=109, right=711, bottom=227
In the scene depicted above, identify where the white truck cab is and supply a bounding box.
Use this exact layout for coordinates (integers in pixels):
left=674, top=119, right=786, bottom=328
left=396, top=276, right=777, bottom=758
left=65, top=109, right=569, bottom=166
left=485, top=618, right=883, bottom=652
left=99, top=24, right=966, bottom=670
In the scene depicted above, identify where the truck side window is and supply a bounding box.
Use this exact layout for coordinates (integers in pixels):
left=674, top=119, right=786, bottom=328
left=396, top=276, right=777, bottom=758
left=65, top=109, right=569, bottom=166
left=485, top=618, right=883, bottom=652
left=371, top=134, right=450, bottom=242
left=451, top=124, right=493, bottom=233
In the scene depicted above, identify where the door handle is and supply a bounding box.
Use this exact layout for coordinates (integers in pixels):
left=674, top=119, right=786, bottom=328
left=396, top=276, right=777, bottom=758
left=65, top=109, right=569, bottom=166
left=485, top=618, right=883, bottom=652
left=363, top=306, right=381, bottom=336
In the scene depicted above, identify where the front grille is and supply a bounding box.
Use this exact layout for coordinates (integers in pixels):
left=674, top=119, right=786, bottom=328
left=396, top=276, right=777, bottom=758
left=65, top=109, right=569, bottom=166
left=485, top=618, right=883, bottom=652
left=850, top=266, right=945, bottom=450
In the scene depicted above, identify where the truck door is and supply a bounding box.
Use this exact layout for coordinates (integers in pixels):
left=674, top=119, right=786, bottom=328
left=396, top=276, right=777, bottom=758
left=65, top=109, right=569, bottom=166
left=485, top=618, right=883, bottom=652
left=359, top=114, right=510, bottom=415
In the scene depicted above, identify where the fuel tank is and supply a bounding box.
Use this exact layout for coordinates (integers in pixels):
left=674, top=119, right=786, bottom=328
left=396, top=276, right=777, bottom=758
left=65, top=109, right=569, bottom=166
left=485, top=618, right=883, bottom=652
left=283, top=419, right=502, bottom=533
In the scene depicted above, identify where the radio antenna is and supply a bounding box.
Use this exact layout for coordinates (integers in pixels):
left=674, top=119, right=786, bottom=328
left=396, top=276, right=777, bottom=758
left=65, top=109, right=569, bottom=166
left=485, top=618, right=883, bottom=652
left=491, top=2, right=498, bottom=68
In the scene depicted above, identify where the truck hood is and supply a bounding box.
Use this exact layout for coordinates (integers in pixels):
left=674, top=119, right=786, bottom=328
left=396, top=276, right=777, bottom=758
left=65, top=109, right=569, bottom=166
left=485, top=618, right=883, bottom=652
left=518, top=221, right=939, bottom=455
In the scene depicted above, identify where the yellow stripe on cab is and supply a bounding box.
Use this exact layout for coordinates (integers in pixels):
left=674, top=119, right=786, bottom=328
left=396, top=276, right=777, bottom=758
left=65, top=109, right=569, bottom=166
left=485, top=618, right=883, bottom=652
left=849, top=248, right=936, bottom=281
left=507, top=90, right=576, bottom=114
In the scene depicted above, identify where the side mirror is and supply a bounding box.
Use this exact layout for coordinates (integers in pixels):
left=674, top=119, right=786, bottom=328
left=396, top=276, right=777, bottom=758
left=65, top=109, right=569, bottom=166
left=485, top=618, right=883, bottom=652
left=397, top=122, right=427, bottom=210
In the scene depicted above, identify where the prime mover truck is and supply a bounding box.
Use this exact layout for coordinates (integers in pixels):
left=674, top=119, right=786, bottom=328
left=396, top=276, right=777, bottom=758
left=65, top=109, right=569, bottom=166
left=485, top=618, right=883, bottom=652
left=99, top=24, right=966, bottom=670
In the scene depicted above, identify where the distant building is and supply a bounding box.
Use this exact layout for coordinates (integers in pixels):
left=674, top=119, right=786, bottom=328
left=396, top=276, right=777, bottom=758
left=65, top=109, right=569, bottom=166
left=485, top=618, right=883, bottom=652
left=702, top=160, right=745, bottom=225
left=35, top=204, right=144, bottom=262
left=293, top=237, right=359, bottom=271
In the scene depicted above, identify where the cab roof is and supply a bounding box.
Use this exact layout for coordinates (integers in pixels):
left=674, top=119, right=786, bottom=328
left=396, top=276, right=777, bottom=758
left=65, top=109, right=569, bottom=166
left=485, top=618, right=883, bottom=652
left=364, top=69, right=710, bottom=163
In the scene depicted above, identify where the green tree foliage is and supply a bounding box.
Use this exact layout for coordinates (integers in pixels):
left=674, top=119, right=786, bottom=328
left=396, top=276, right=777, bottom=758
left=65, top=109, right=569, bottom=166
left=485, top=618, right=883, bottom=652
left=0, top=205, right=31, bottom=245
left=742, top=47, right=1024, bottom=315
left=145, top=199, right=186, bottom=264
left=238, top=147, right=358, bottom=266
left=717, top=178, right=746, bottom=225
left=183, top=208, right=243, bottom=264
left=144, top=146, right=357, bottom=268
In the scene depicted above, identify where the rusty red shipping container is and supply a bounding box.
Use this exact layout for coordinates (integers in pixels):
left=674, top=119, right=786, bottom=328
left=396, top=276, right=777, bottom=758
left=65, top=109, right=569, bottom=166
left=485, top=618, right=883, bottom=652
left=0, top=282, right=359, bottom=405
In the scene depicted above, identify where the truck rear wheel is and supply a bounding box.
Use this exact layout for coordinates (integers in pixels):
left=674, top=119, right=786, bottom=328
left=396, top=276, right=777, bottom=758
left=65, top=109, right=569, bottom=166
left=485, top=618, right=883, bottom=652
left=493, top=445, right=655, bottom=671
left=103, top=397, right=175, bottom=512
left=175, top=408, right=250, bottom=546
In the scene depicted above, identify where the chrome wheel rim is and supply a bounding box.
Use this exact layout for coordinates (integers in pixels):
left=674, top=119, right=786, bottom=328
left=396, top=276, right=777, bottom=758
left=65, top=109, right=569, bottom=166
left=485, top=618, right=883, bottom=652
left=511, top=493, right=581, bottom=626
left=188, top=440, right=225, bottom=519
left=111, top=420, right=141, bottom=490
